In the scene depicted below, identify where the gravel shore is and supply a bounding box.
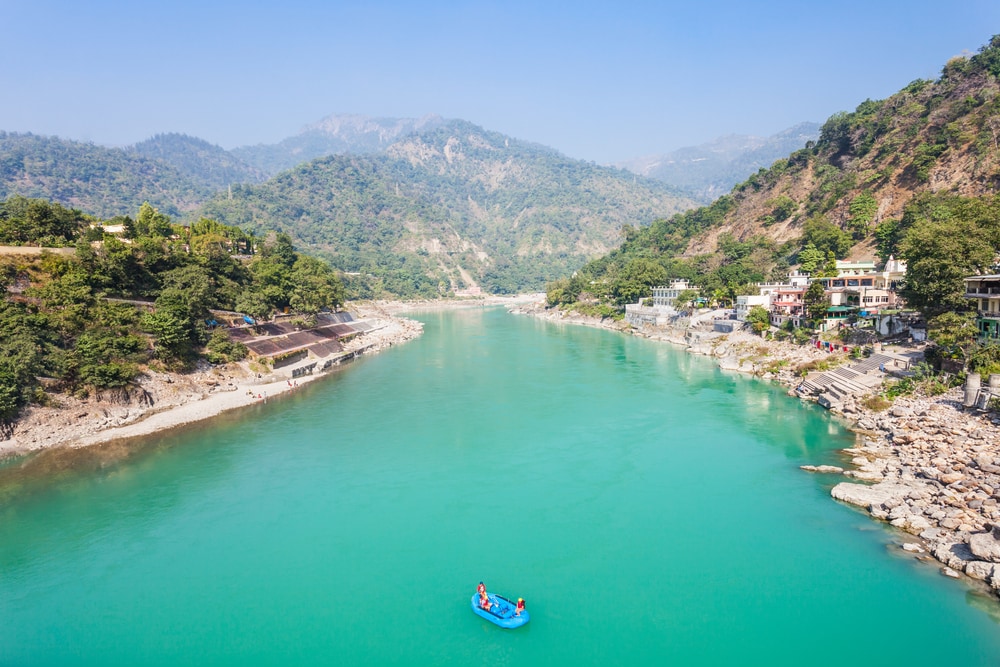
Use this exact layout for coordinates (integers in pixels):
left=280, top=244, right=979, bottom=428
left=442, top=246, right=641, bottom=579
left=0, top=304, right=424, bottom=460
left=0, top=295, right=539, bottom=461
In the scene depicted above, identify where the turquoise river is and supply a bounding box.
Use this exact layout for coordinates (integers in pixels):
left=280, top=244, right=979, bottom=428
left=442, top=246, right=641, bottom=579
left=3, top=308, right=1000, bottom=666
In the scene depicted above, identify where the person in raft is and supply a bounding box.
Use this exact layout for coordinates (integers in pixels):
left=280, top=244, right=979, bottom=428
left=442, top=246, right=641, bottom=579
left=515, top=598, right=525, bottom=616
left=477, top=582, right=491, bottom=611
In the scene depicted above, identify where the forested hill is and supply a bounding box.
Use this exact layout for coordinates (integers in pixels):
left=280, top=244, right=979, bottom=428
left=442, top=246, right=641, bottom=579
left=199, top=120, right=697, bottom=296
left=549, top=35, right=1000, bottom=316
left=0, top=132, right=266, bottom=219
left=0, top=132, right=215, bottom=219
left=129, top=133, right=266, bottom=191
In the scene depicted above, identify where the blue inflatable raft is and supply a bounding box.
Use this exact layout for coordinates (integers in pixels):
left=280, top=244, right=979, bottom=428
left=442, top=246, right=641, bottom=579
left=471, top=593, right=529, bottom=628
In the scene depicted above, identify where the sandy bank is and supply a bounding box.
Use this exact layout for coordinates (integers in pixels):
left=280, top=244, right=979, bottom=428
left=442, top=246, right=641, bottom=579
left=1, top=306, right=423, bottom=460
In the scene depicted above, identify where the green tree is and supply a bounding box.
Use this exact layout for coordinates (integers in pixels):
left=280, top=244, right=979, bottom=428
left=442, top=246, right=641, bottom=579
left=546, top=277, right=573, bottom=306
left=142, top=308, right=193, bottom=361
left=746, top=305, right=771, bottom=336
left=674, top=289, right=700, bottom=310
left=289, top=255, right=345, bottom=315
left=928, top=311, right=978, bottom=362
left=0, top=196, right=87, bottom=246
left=874, top=219, right=902, bottom=263
left=767, top=195, right=797, bottom=222
left=27, top=268, right=96, bottom=338
left=801, top=216, right=852, bottom=258
left=847, top=192, right=878, bottom=239
left=967, top=342, right=1000, bottom=376
left=610, top=258, right=668, bottom=306
left=205, top=330, right=248, bottom=364
left=135, top=203, right=173, bottom=238
left=803, top=281, right=829, bottom=322
left=236, top=288, right=272, bottom=324
left=797, top=243, right=824, bottom=273
left=0, top=300, right=44, bottom=426
left=900, top=216, right=995, bottom=317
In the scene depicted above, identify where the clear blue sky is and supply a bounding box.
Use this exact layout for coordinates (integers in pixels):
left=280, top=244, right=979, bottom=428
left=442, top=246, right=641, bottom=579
left=2, top=0, right=999, bottom=163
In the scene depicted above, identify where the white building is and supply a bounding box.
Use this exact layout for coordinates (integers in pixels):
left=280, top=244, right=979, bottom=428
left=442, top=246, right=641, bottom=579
left=735, top=294, right=771, bottom=322
left=625, top=279, right=700, bottom=328
left=817, top=257, right=907, bottom=313
left=651, top=279, right=697, bottom=308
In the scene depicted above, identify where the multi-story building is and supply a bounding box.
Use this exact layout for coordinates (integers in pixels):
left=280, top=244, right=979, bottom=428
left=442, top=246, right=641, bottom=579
left=964, top=274, right=1000, bottom=339
left=651, top=279, right=697, bottom=308
left=769, top=286, right=807, bottom=327
left=816, top=257, right=907, bottom=314
left=625, top=279, right=701, bottom=328
left=726, top=271, right=813, bottom=328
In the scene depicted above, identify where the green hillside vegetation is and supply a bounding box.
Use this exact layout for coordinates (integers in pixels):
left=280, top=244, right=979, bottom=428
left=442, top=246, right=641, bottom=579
left=548, top=35, right=1000, bottom=338
left=130, top=133, right=266, bottom=191
left=0, top=197, right=344, bottom=434
left=0, top=132, right=219, bottom=218
left=200, top=120, right=697, bottom=298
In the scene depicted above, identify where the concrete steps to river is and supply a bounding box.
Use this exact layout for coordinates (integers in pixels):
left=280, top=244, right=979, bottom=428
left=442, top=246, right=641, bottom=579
left=800, top=353, right=904, bottom=409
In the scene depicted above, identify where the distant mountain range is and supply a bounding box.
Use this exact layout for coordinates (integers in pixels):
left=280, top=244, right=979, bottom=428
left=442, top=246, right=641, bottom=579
left=0, top=113, right=820, bottom=296
left=0, top=118, right=696, bottom=296
left=200, top=120, right=695, bottom=295
left=232, top=114, right=446, bottom=176
left=614, top=122, right=821, bottom=202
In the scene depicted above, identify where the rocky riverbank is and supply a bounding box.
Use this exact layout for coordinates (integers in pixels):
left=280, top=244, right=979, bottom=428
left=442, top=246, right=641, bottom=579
left=0, top=305, right=423, bottom=460
left=509, top=300, right=836, bottom=381
left=512, top=299, right=1000, bottom=599
left=826, top=389, right=1000, bottom=594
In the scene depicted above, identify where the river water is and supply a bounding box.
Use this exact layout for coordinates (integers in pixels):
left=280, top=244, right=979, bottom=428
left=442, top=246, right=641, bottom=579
left=2, top=308, right=1000, bottom=665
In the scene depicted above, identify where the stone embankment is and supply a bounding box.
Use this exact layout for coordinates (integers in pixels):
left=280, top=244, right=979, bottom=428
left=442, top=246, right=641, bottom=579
left=825, top=389, right=1000, bottom=593
left=513, top=300, right=1000, bottom=598
left=510, top=301, right=833, bottom=381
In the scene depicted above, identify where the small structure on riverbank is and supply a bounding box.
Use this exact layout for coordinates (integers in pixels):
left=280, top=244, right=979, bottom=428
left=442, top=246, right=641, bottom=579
left=798, top=351, right=916, bottom=410
left=964, top=373, right=1000, bottom=411
left=624, top=279, right=702, bottom=328
left=964, top=274, right=1000, bottom=340
left=225, top=311, right=373, bottom=366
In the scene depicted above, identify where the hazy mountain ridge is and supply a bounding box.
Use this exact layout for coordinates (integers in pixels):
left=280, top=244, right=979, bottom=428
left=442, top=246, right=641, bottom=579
left=231, top=114, right=446, bottom=176
left=615, top=122, right=821, bottom=202
left=129, top=133, right=268, bottom=190
left=200, top=119, right=698, bottom=295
